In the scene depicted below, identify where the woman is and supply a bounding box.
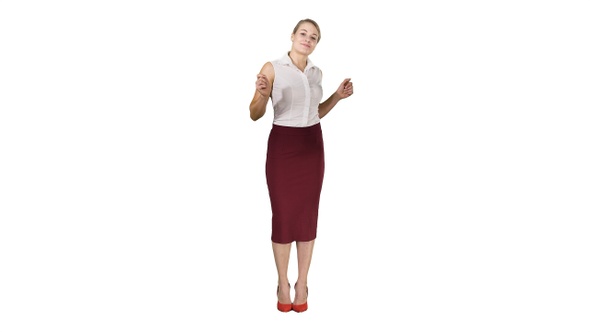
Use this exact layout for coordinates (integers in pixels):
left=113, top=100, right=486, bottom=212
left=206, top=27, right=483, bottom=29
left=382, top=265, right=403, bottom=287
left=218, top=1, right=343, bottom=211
left=249, top=18, right=353, bottom=313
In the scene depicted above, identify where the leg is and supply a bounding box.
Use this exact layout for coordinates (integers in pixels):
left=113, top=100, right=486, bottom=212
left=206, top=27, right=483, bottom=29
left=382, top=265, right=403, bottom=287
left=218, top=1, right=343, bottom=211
left=294, top=240, right=314, bottom=305
left=272, top=241, right=292, bottom=304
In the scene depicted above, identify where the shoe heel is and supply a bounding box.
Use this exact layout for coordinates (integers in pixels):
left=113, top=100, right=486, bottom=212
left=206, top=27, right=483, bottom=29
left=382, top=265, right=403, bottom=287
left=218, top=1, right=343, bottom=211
left=277, top=301, right=292, bottom=312
left=292, top=302, right=307, bottom=313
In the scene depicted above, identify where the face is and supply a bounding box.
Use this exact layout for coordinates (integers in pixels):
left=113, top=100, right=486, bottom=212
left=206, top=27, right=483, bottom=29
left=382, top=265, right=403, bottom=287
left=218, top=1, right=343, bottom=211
left=291, top=22, right=319, bottom=55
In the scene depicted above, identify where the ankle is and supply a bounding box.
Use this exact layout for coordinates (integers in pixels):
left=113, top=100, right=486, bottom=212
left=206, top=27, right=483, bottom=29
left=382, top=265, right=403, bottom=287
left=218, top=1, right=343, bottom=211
left=295, top=281, right=307, bottom=289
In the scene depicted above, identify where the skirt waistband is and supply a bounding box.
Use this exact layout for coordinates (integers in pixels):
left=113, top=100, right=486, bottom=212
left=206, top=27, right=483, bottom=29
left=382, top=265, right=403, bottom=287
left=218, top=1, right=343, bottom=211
left=271, top=122, right=322, bottom=135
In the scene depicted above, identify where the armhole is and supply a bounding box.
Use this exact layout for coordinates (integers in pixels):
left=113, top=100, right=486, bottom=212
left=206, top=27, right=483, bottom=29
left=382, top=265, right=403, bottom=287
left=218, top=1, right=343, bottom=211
left=266, top=62, right=276, bottom=99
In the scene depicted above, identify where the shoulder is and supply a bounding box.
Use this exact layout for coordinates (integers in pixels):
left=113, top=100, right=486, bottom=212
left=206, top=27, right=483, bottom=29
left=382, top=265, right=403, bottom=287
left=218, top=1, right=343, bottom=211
left=259, top=61, right=275, bottom=82
left=310, top=65, right=322, bottom=82
left=261, top=61, right=274, bottom=72
left=307, top=59, right=322, bottom=78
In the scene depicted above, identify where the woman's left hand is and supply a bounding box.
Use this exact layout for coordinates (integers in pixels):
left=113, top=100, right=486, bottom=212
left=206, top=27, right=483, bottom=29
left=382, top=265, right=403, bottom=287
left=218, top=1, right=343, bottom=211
left=336, top=78, right=353, bottom=99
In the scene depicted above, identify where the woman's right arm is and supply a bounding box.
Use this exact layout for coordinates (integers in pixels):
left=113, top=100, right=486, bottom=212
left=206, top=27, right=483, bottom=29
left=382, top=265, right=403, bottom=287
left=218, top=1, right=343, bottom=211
left=249, top=62, right=275, bottom=121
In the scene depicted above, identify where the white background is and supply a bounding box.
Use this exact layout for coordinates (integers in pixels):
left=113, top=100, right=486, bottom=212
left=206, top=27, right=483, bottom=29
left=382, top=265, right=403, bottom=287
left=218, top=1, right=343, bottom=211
left=1, top=1, right=589, bottom=331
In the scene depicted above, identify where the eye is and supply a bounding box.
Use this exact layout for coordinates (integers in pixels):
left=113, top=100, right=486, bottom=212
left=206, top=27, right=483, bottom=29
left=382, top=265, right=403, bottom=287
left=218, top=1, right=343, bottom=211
left=311, top=36, right=317, bottom=41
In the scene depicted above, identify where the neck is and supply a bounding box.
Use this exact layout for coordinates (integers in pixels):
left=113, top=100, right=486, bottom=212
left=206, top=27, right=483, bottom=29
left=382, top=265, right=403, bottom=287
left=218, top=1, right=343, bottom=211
left=288, top=51, right=307, bottom=71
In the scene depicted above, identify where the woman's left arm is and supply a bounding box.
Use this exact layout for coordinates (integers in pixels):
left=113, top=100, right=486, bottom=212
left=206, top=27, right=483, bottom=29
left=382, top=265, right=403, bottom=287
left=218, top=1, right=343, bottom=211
left=318, top=78, right=353, bottom=119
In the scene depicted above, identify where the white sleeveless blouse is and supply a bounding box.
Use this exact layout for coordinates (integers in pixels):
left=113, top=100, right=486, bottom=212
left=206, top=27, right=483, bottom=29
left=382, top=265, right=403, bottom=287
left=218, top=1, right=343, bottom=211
left=270, top=53, right=323, bottom=127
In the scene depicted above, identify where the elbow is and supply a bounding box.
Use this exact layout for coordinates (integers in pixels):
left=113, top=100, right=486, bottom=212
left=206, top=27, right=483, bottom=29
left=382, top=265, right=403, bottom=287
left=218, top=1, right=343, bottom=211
left=249, top=109, right=258, bottom=121
left=249, top=107, right=256, bottom=121
left=250, top=108, right=264, bottom=121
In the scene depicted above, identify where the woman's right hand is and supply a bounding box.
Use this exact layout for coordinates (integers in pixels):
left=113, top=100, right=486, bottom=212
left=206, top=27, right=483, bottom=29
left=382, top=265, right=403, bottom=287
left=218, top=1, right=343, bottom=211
left=256, top=74, right=271, bottom=97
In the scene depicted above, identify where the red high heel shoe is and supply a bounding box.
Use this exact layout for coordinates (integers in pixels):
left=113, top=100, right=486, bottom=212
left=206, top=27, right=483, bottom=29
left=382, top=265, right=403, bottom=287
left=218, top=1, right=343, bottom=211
left=292, top=284, right=308, bottom=313
left=277, top=284, right=292, bottom=312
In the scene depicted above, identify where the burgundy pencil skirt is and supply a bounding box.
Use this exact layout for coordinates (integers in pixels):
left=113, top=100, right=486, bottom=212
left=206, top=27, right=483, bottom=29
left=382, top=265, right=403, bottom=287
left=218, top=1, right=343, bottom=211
left=266, top=123, right=325, bottom=244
